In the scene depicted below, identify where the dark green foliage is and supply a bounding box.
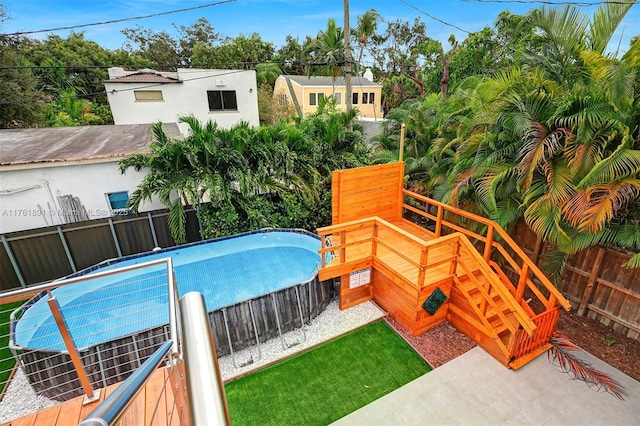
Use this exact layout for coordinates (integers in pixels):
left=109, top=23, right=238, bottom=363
left=225, top=321, right=431, bottom=425
left=376, top=2, right=640, bottom=271
left=0, top=37, right=47, bottom=128
left=122, top=112, right=370, bottom=242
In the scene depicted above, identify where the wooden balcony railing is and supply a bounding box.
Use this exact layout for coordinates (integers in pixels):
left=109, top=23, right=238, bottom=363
left=402, top=189, right=571, bottom=314
left=318, top=217, right=459, bottom=287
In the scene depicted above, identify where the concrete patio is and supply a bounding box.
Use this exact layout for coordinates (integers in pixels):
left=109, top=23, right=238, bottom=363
left=334, top=346, right=640, bottom=425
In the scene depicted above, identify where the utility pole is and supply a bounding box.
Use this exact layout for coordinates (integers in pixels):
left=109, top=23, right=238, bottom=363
left=344, top=0, right=353, bottom=130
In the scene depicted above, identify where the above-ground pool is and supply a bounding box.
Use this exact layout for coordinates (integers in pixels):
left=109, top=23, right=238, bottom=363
left=12, top=229, right=335, bottom=400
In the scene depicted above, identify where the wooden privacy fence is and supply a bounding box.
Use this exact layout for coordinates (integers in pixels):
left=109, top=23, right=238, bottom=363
left=511, top=221, right=640, bottom=341
left=0, top=208, right=201, bottom=291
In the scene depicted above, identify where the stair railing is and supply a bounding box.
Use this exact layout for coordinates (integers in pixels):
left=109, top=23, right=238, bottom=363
left=402, top=189, right=571, bottom=313
left=454, top=233, right=537, bottom=337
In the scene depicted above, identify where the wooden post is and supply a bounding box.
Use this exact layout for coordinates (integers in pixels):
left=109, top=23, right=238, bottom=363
left=320, top=235, right=326, bottom=268
left=531, top=235, right=544, bottom=265
left=418, top=247, right=428, bottom=286
left=169, top=359, right=191, bottom=425
left=399, top=123, right=406, bottom=162
left=371, top=223, right=378, bottom=257
left=435, top=205, right=444, bottom=238
left=483, top=225, right=494, bottom=262
left=47, top=296, right=98, bottom=402
left=578, top=248, right=606, bottom=316
left=449, top=238, right=460, bottom=276
left=515, top=263, right=529, bottom=304
left=339, top=231, right=346, bottom=263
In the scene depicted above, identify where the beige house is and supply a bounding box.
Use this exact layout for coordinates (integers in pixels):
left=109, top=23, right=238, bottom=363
left=274, top=73, right=384, bottom=120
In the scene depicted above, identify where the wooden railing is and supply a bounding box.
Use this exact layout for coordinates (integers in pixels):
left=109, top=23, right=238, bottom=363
left=453, top=233, right=536, bottom=337
left=318, top=217, right=459, bottom=287
left=402, top=189, right=571, bottom=314
left=318, top=217, right=537, bottom=343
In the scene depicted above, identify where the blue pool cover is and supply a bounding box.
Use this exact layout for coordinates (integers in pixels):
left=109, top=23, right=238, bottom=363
left=14, top=230, right=322, bottom=351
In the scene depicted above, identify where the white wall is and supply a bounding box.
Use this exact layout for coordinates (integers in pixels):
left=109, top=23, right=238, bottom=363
left=0, top=161, right=165, bottom=233
left=104, top=68, right=259, bottom=133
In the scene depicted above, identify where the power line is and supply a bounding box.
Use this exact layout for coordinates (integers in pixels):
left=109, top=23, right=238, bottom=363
left=0, top=68, right=249, bottom=106
left=0, top=60, right=335, bottom=71
left=461, top=0, right=636, bottom=5
left=399, top=0, right=472, bottom=34
left=0, top=62, right=344, bottom=105
left=0, top=0, right=236, bottom=37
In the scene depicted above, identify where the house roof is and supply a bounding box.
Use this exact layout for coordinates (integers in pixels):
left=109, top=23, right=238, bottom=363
left=102, top=71, right=182, bottom=84
left=0, top=123, right=182, bottom=167
left=284, top=75, right=381, bottom=88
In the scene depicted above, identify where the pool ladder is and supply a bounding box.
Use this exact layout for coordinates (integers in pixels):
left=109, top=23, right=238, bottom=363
left=221, top=286, right=308, bottom=369
left=272, top=287, right=307, bottom=350
left=222, top=301, right=262, bottom=368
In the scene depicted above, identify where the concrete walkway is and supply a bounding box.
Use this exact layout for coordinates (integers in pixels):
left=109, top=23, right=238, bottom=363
left=334, top=347, right=640, bottom=425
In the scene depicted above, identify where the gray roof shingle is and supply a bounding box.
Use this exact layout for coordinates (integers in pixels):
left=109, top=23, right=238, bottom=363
left=0, top=124, right=182, bottom=167
left=285, top=75, right=381, bottom=88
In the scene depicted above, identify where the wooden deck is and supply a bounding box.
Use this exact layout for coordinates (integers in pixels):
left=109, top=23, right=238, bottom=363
left=320, top=218, right=482, bottom=286
left=2, top=366, right=181, bottom=426
left=319, top=162, right=572, bottom=368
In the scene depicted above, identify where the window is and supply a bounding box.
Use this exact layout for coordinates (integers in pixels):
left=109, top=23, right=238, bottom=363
left=134, top=90, right=163, bottom=101
left=207, top=90, right=238, bottom=111
left=106, top=191, right=129, bottom=214
left=278, top=93, right=287, bottom=106
left=333, top=93, right=342, bottom=105
left=352, top=93, right=359, bottom=104
left=362, top=92, right=376, bottom=104
left=309, top=92, right=325, bottom=106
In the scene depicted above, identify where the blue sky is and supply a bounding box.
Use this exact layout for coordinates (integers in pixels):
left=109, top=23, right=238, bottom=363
left=1, top=0, right=638, bottom=57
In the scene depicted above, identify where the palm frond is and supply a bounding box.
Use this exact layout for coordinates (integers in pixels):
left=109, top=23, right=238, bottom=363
left=549, top=331, right=628, bottom=400
left=577, top=179, right=640, bottom=233
left=578, top=143, right=640, bottom=187
left=623, top=253, right=640, bottom=268
left=588, top=1, right=635, bottom=54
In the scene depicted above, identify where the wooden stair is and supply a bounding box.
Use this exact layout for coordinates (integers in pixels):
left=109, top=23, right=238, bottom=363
left=453, top=266, right=530, bottom=364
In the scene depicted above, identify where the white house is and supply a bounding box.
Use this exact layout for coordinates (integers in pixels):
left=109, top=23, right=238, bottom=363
left=0, top=124, right=181, bottom=234
left=103, top=67, right=259, bottom=135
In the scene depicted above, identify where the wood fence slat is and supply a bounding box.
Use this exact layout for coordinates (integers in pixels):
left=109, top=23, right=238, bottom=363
left=578, top=248, right=606, bottom=316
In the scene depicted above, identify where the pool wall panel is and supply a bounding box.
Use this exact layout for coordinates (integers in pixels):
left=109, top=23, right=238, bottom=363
left=19, top=279, right=334, bottom=401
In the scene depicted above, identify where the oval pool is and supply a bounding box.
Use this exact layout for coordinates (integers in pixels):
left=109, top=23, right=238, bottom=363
left=15, top=230, right=322, bottom=351
left=12, top=229, right=335, bottom=401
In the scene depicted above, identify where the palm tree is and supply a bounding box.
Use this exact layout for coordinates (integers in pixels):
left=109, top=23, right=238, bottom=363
left=306, top=18, right=344, bottom=92
left=525, top=2, right=635, bottom=87
left=120, top=112, right=368, bottom=242
left=354, top=8, right=381, bottom=74
left=49, top=88, right=102, bottom=126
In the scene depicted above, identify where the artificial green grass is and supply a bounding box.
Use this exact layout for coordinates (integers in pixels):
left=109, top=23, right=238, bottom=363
left=225, top=320, right=431, bottom=426
left=0, top=301, right=24, bottom=395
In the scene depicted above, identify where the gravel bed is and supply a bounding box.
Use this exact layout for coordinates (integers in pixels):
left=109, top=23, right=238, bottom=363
left=0, top=300, right=385, bottom=423
left=0, top=368, right=56, bottom=423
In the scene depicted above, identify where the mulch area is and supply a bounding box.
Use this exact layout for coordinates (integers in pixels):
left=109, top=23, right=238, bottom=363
left=556, top=309, right=640, bottom=382
left=385, top=310, right=640, bottom=382
left=384, top=316, right=476, bottom=368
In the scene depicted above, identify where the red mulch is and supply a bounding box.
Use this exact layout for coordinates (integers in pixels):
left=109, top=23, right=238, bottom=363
left=385, top=311, right=640, bottom=382
left=384, top=316, right=476, bottom=368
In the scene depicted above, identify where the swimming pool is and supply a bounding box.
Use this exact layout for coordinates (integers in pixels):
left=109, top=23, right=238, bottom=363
left=12, top=229, right=335, bottom=401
